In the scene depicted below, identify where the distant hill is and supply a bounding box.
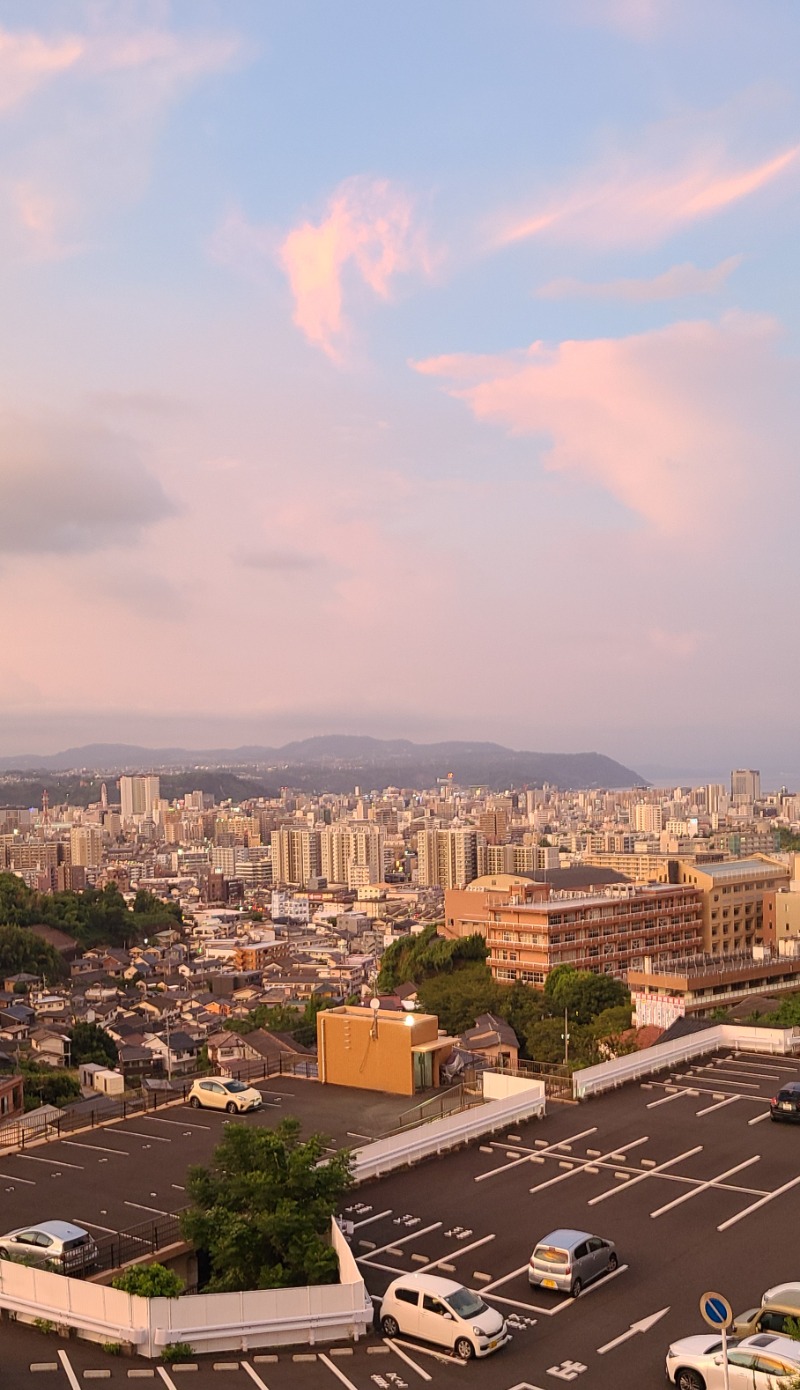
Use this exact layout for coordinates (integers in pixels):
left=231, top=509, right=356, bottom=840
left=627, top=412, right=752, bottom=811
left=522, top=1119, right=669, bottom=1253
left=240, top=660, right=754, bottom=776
left=0, top=736, right=645, bottom=791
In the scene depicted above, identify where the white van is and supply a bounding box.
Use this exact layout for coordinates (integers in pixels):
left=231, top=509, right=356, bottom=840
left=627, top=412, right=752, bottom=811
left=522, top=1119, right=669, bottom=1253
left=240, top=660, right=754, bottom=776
left=379, top=1272, right=509, bottom=1360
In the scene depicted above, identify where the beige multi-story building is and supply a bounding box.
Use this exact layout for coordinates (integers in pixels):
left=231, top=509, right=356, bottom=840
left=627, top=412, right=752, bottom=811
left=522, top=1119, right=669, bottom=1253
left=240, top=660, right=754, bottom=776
left=671, top=857, right=789, bottom=954
left=731, top=769, right=761, bottom=805
left=417, top=828, right=485, bottom=889
left=632, top=804, right=663, bottom=834
left=320, top=825, right=385, bottom=889
left=69, top=825, right=104, bottom=869
left=270, top=828, right=322, bottom=887
left=119, top=775, right=160, bottom=823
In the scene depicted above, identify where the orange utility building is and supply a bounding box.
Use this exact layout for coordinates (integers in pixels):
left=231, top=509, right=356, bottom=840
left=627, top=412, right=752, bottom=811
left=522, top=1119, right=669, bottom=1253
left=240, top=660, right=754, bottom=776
left=316, top=1004, right=456, bottom=1096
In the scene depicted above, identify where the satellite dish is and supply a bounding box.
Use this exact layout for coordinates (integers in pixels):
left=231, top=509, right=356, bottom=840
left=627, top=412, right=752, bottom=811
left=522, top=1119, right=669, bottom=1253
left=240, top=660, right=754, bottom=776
left=369, top=997, right=381, bottom=1012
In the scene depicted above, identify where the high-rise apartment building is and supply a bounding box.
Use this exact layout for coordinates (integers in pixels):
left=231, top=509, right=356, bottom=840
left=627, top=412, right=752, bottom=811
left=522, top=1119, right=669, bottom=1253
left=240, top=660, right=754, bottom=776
left=320, top=825, right=385, bottom=889
left=632, top=803, right=663, bottom=834
left=731, top=770, right=761, bottom=805
left=417, top=828, right=485, bottom=889
left=69, top=825, right=104, bottom=869
left=270, top=828, right=322, bottom=887
left=119, top=776, right=161, bottom=823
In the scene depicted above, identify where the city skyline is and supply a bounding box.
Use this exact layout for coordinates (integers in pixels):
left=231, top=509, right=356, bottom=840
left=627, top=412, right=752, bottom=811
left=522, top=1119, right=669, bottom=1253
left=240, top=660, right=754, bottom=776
left=1, top=2, right=799, bottom=772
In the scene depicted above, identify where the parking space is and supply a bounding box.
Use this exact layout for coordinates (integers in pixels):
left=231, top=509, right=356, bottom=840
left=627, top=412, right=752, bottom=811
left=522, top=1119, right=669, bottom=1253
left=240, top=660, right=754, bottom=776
left=4, top=1048, right=800, bottom=1387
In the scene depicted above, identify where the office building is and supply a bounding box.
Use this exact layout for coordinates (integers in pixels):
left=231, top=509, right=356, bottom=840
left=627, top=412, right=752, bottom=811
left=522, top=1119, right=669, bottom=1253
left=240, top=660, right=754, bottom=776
left=119, top=776, right=161, bottom=823
left=731, top=769, right=761, bottom=805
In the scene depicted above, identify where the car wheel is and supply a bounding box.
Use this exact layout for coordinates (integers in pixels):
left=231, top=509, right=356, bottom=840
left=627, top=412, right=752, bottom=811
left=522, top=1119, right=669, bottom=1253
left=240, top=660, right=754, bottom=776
left=570, top=1278, right=582, bottom=1298
left=226, top=1101, right=237, bottom=1114
left=675, top=1370, right=705, bottom=1390
left=0, top=1249, right=8, bottom=1260
left=380, top=1315, right=399, bottom=1337
left=189, top=1096, right=201, bottom=1108
left=455, top=1337, right=474, bottom=1360
left=608, top=1253, right=618, bottom=1272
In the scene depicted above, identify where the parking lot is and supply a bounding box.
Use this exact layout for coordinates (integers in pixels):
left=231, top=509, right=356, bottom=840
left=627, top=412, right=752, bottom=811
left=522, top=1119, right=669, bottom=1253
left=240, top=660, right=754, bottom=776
left=3, top=1048, right=800, bottom=1388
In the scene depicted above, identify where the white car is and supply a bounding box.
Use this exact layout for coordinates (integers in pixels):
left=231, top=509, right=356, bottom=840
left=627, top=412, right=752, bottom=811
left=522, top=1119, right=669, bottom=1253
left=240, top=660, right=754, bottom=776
left=188, top=1077, right=263, bottom=1113
left=379, top=1272, right=509, bottom=1360
left=0, top=1220, right=98, bottom=1272
left=666, top=1332, right=800, bottom=1389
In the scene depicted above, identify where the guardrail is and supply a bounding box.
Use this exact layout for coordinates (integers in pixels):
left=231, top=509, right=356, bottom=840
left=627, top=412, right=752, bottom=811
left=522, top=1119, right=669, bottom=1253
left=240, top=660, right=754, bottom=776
left=572, top=1024, right=800, bottom=1099
left=349, top=1076, right=546, bottom=1182
left=0, top=1219, right=371, bottom=1357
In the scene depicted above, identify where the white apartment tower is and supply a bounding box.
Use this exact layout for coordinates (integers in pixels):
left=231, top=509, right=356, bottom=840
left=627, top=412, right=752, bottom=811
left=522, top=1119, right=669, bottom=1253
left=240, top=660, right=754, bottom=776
left=119, top=775, right=160, bottom=823
left=270, top=828, right=322, bottom=887
left=417, top=828, right=485, bottom=889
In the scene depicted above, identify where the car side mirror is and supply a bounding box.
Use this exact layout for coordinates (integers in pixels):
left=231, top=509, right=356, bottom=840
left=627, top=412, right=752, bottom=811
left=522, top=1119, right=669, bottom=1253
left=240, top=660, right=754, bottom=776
left=441, top=1311, right=453, bottom=1320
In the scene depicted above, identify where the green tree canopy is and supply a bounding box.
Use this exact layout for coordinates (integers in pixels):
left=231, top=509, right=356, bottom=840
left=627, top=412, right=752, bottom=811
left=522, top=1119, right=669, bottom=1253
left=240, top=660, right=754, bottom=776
left=21, top=1066, right=81, bottom=1111
left=68, top=1022, right=118, bottom=1067
left=222, top=998, right=327, bottom=1047
left=377, top=925, right=486, bottom=991
left=111, top=1263, right=183, bottom=1297
left=544, top=966, right=628, bottom=1024
left=0, top=872, right=179, bottom=951
left=180, top=1118, right=352, bottom=1292
left=0, top=923, right=63, bottom=983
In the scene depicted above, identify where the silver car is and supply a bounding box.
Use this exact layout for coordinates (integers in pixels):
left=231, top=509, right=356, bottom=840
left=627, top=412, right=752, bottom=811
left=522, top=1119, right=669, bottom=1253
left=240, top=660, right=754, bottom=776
left=528, top=1227, right=618, bottom=1297
left=0, top=1220, right=98, bottom=1272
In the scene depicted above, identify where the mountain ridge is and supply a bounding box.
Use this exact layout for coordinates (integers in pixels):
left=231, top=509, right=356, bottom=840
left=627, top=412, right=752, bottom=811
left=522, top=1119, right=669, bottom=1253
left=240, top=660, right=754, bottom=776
left=0, top=737, right=646, bottom=790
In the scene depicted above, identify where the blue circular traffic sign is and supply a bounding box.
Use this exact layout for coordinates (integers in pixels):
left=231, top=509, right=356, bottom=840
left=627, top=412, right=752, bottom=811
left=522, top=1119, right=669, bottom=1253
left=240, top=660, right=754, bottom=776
left=699, top=1292, right=733, bottom=1329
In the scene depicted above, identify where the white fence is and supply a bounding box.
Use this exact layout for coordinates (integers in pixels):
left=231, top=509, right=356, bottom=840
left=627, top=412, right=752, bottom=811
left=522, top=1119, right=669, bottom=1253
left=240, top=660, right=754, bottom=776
left=0, top=1219, right=372, bottom=1358
left=350, top=1076, right=546, bottom=1182
left=572, top=1024, right=800, bottom=1099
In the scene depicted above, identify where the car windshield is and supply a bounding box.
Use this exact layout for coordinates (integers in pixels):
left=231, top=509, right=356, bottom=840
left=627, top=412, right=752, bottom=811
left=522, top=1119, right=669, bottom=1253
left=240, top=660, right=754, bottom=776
left=445, top=1289, right=487, bottom=1318
left=223, top=1081, right=248, bottom=1092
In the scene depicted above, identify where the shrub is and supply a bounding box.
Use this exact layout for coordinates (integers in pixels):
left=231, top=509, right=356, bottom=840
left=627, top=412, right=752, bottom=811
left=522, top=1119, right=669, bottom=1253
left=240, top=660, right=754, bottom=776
left=102, top=1342, right=123, bottom=1356
left=111, top=1263, right=183, bottom=1298
left=161, top=1342, right=194, bottom=1363
left=32, top=1317, right=55, bottom=1335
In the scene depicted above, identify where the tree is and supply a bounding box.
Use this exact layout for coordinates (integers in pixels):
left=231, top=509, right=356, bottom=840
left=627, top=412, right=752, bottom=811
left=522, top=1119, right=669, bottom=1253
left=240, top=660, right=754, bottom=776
left=68, top=1022, right=118, bottom=1067
left=417, top=964, right=503, bottom=1035
left=588, top=1005, right=635, bottom=1059
left=0, top=924, right=63, bottom=983
left=377, top=925, right=486, bottom=991
left=180, top=1118, right=352, bottom=1292
left=544, top=966, right=628, bottom=1025
left=525, top=1017, right=574, bottom=1065
left=22, top=1067, right=81, bottom=1110
left=112, top=1263, right=183, bottom=1297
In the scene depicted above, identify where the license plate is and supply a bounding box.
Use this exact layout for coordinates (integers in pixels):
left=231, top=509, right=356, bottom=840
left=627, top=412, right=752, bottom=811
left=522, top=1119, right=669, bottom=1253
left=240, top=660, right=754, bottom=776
left=542, top=1278, right=557, bottom=1289
left=781, top=1102, right=793, bottom=1111
left=488, top=1339, right=497, bottom=1350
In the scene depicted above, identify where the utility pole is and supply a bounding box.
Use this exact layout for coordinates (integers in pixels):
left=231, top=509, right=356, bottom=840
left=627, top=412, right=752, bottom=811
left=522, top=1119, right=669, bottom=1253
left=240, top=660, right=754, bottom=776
left=563, top=1008, right=570, bottom=1066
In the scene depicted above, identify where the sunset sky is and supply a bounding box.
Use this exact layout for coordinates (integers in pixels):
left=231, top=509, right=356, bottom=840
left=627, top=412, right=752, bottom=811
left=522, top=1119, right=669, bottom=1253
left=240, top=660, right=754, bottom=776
left=1, top=0, right=799, bottom=782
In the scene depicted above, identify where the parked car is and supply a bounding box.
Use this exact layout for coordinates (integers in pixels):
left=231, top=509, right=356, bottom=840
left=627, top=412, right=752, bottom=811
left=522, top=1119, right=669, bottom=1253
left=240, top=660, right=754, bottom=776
left=187, top=1077, right=263, bottom=1113
left=769, top=1081, right=800, bottom=1122
left=0, top=1221, right=98, bottom=1273
left=666, top=1332, right=800, bottom=1389
left=379, top=1272, right=509, bottom=1360
left=733, top=1283, right=800, bottom=1338
left=528, top=1228, right=618, bottom=1297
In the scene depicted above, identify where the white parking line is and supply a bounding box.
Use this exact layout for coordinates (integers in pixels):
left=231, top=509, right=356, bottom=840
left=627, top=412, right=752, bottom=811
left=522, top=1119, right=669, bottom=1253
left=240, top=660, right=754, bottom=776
left=689, top=1069, right=762, bottom=1087
left=696, top=1096, right=739, bottom=1116
left=481, top=1263, right=530, bottom=1293
left=731, top=1054, right=798, bottom=1070
left=529, top=1135, right=649, bottom=1194
left=748, top=1111, right=772, bottom=1125
left=418, top=1233, right=495, bottom=1272
left=475, top=1126, right=598, bottom=1182
left=115, top=1130, right=171, bottom=1142
left=142, top=1116, right=211, bottom=1130
left=124, top=1200, right=171, bottom=1215
left=718, top=1173, right=800, bottom=1231
left=647, top=1081, right=767, bottom=1103
left=647, top=1091, right=693, bottom=1108
left=357, top=1222, right=442, bottom=1261
left=650, top=1155, right=762, bottom=1218
left=385, top=1337, right=433, bottom=1381
left=17, top=1154, right=84, bottom=1169
left=242, top=1363, right=270, bottom=1390
left=710, top=1064, right=782, bottom=1080
left=319, top=1352, right=359, bottom=1389
left=73, top=1219, right=118, bottom=1233
left=352, top=1209, right=392, bottom=1229
left=157, top=1368, right=178, bottom=1390
left=0, top=1171, right=35, bottom=1184
left=57, top=1350, right=81, bottom=1390
left=62, top=1141, right=130, bottom=1155
left=588, top=1145, right=703, bottom=1206
left=386, top=1338, right=466, bottom=1366
left=681, top=1073, right=760, bottom=1089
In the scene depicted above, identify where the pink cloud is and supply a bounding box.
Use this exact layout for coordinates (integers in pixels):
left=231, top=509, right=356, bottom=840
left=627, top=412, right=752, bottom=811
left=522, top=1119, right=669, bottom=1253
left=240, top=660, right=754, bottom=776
left=537, top=256, right=743, bottom=302
left=496, top=145, right=799, bottom=250
left=414, top=313, right=798, bottom=540
left=0, top=26, right=83, bottom=110
left=278, top=177, right=430, bottom=359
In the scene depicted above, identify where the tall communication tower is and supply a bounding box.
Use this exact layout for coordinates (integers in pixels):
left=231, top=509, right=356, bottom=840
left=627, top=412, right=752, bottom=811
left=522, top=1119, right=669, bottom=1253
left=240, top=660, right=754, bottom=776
left=41, top=788, right=51, bottom=828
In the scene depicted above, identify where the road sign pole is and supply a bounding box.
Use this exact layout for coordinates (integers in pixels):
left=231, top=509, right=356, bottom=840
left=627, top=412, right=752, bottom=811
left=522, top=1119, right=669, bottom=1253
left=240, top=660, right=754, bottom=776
left=720, top=1325, right=730, bottom=1390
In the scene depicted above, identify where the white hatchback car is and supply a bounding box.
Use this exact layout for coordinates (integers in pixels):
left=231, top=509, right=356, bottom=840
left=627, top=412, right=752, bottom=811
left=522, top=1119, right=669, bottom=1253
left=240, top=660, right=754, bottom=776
left=379, top=1272, right=509, bottom=1360
left=188, top=1077, right=263, bottom=1113
left=666, top=1332, right=800, bottom=1389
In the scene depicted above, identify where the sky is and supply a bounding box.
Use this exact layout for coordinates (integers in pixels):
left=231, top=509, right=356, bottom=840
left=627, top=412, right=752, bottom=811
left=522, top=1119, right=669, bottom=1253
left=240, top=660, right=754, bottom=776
left=1, top=0, right=799, bottom=783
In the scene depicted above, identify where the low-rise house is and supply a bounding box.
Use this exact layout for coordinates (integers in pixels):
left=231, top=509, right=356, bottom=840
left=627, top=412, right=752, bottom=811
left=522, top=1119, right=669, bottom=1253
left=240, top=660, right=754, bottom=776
left=30, top=1027, right=72, bottom=1066
left=143, top=1029, right=199, bottom=1075
left=457, top=1013, right=519, bottom=1070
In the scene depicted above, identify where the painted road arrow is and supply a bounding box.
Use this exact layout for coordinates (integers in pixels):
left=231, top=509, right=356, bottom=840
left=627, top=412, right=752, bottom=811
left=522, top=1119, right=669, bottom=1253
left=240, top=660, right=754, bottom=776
left=597, top=1306, right=670, bottom=1355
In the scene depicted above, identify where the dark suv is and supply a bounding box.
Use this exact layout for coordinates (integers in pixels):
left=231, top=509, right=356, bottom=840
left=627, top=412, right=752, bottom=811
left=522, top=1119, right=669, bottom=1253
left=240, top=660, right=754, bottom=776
left=770, top=1080, right=800, bottom=1123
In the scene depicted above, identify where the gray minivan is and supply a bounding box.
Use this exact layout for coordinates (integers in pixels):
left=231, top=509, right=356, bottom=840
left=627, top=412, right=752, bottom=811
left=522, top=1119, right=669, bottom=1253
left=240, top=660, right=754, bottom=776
left=528, top=1228, right=618, bottom=1297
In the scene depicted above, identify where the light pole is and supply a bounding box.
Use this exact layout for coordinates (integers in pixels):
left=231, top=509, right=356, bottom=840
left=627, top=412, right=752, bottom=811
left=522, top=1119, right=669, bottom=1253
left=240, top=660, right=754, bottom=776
left=562, top=1008, right=570, bottom=1066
